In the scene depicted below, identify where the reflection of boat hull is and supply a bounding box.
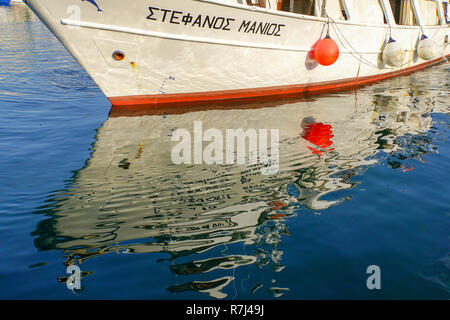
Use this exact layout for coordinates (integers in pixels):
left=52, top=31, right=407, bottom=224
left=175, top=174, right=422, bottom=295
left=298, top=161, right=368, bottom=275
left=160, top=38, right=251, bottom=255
left=33, top=85, right=439, bottom=256
left=31, top=71, right=447, bottom=297
left=108, top=57, right=449, bottom=108
left=25, top=0, right=449, bottom=107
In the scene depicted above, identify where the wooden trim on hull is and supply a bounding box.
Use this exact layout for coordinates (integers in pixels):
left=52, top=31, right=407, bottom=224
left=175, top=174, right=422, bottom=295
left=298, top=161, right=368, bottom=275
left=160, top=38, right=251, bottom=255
left=108, top=55, right=449, bottom=111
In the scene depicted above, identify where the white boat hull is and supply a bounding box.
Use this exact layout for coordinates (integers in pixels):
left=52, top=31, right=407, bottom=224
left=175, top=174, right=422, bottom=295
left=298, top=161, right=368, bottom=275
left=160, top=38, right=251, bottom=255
left=26, top=0, right=450, bottom=106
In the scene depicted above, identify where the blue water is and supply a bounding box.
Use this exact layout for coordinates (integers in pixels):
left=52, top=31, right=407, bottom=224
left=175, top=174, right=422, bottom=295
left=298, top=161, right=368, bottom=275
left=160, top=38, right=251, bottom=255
left=0, top=5, right=449, bottom=299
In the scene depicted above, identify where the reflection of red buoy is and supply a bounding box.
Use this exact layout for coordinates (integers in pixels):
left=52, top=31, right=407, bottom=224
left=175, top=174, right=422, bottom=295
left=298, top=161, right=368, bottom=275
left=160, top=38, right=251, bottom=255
left=269, top=201, right=286, bottom=210
left=314, top=35, right=339, bottom=66
left=301, top=121, right=335, bottom=156
left=269, top=213, right=286, bottom=220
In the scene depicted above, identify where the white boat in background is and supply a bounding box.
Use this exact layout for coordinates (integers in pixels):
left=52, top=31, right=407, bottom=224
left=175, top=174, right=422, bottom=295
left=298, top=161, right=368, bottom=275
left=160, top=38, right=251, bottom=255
left=25, top=0, right=449, bottom=108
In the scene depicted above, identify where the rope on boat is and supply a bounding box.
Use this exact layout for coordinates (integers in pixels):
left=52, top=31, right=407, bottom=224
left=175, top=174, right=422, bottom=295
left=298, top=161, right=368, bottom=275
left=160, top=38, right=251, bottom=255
left=326, top=16, right=382, bottom=69
left=325, top=16, right=446, bottom=70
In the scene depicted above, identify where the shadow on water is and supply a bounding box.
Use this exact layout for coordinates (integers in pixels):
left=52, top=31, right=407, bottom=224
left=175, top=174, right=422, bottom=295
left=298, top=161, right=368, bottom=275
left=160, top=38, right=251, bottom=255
left=30, top=67, right=449, bottom=298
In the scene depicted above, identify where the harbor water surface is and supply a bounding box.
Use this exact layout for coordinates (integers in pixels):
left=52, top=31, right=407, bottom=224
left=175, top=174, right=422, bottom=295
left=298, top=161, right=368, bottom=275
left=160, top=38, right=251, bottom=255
left=0, top=5, right=449, bottom=299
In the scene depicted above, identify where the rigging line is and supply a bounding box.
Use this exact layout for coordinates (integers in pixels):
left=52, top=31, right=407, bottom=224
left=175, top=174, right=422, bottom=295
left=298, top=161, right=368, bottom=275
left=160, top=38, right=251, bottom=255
left=328, top=19, right=381, bottom=68
left=326, top=16, right=330, bottom=36
left=331, top=26, right=377, bottom=67
left=320, top=9, right=422, bottom=70
left=329, top=17, right=416, bottom=69
left=329, top=18, right=379, bottom=67
left=318, top=11, right=381, bottom=69
left=418, top=23, right=425, bottom=36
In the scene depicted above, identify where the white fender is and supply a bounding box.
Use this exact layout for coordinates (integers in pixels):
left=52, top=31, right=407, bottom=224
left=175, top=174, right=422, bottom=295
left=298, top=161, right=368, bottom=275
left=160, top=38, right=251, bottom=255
left=417, top=35, right=438, bottom=60
left=382, top=38, right=405, bottom=67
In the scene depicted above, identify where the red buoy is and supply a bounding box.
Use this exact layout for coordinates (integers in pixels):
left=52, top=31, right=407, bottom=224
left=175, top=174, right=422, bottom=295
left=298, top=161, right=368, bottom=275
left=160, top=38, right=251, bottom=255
left=314, top=36, right=339, bottom=66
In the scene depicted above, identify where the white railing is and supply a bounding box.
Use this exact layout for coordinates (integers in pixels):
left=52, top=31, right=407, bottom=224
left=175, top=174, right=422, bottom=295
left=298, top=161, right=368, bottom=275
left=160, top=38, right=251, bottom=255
left=196, top=0, right=447, bottom=27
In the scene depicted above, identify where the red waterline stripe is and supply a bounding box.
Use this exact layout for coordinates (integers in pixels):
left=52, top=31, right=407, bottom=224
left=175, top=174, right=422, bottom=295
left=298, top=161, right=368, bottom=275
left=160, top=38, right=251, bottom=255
left=108, top=55, right=449, bottom=110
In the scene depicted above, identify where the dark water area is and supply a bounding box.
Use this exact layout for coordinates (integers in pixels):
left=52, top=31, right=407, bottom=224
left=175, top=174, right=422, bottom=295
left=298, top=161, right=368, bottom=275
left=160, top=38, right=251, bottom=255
left=0, top=5, right=449, bottom=299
